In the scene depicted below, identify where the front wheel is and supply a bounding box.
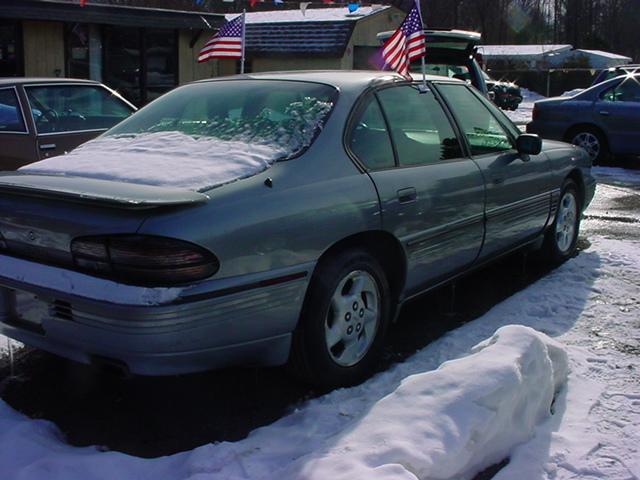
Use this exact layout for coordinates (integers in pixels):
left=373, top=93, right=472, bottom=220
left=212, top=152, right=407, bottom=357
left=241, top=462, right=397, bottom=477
left=541, top=180, right=581, bottom=264
left=288, top=249, right=391, bottom=388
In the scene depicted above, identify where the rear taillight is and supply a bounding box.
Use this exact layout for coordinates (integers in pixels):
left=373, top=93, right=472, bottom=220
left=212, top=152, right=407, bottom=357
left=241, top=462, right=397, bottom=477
left=532, top=104, right=539, bottom=121
left=71, top=235, right=219, bottom=286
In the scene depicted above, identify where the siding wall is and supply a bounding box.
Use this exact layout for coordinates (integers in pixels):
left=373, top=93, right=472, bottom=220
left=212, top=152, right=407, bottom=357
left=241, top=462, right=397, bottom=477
left=22, top=21, right=65, bottom=77
left=178, top=29, right=218, bottom=84
left=252, top=56, right=343, bottom=72
left=351, top=8, right=404, bottom=47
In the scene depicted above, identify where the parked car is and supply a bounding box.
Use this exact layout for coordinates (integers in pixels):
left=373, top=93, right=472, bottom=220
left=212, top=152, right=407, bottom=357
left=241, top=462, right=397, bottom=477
left=0, top=71, right=595, bottom=388
left=377, top=29, right=489, bottom=96
left=590, top=64, right=640, bottom=87
left=0, top=78, right=136, bottom=170
left=483, top=72, right=523, bottom=110
left=527, top=73, right=640, bottom=164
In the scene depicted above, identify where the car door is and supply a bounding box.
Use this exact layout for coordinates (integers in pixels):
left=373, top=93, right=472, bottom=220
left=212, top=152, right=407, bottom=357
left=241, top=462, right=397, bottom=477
left=23, top=83, right=135, bottom=161
left=435, top=83, right=553, bottom=258
left=595, top=76, right=640, bottom=154
left=347, top=85, right=485, bottom=297
left=0, top=86, right=38, bottom=170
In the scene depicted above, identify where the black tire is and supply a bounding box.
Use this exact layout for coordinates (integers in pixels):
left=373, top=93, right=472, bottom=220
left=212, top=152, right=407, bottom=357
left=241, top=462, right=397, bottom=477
left=288, top=249, right=391, bottom=388
left=567, top=126, right=610, bottom=165
left=541, top=179, right=581, bottom=265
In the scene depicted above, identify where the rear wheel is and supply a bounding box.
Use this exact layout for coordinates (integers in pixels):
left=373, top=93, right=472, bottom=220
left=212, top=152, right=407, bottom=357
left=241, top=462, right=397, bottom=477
left=568, top=127, right=609, bottom=164
left=289, top=249, right=391, bottom=388
left=541, top=179, right=581, bottom=264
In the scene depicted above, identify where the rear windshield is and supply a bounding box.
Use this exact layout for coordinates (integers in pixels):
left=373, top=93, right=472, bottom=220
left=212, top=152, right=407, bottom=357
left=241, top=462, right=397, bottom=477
left=106, top=80, right=337, bottom=160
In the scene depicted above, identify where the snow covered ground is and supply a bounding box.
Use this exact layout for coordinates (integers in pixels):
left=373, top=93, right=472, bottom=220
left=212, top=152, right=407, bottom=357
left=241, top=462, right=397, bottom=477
left=1, top=177, right=639, bottom=479
left=504, top=88, right=545, bottom=126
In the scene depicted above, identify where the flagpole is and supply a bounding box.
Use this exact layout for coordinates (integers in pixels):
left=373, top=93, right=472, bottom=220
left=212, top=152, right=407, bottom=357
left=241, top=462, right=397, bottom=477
left=415, top=0, right=427, bottom=91
left=240, top=9, right=246, bottom=74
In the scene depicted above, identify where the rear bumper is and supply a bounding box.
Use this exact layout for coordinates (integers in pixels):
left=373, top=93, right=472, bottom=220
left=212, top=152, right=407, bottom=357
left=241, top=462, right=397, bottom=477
left=526, top=121, right=564, bottom=141
left=0, top=255, right=312, bottom=375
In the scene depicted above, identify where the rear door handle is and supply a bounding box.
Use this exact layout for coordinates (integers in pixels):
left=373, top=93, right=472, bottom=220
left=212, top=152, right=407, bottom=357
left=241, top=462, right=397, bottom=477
left=599, top=110, right=610, bottom=116
left=397, top=187, right=417, bottom=204
left=39, top=143, right=57, bottom=150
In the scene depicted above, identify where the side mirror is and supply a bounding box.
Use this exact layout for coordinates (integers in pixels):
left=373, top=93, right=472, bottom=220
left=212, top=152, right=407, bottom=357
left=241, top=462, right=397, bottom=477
left=516, top=134, right=542, bottom=156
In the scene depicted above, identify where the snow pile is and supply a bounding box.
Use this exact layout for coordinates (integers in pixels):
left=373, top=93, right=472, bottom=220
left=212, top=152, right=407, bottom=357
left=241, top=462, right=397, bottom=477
left=20, top=132, right=282, bottom=192
left=505, top=88, right=544, bottom=126
left=0, top=325, right=567, bottom=480
left=521, top=88, right=545, bottom=103
left=284, top=325, right=568, bottom=480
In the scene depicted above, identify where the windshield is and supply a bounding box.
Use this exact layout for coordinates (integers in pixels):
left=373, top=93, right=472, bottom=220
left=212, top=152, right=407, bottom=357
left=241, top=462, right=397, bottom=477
left=106, top=80, right=337, bottom=161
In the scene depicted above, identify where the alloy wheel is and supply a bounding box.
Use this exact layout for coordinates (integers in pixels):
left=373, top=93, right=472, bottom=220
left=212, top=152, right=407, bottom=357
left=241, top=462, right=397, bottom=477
left=324, top=270, right=380, bottom=367
left=555, top=190, right=578, bottom=253
left=572, top=132, right=600, bottom=162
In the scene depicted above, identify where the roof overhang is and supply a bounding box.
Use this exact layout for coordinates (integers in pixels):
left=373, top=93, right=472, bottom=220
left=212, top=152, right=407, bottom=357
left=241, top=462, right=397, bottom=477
left=0, top=0, right=223, bottom=30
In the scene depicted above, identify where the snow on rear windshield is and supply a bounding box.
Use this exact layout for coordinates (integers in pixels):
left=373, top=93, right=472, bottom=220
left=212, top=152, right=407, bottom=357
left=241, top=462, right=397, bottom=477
left=21, top=80, right=337, bottom=191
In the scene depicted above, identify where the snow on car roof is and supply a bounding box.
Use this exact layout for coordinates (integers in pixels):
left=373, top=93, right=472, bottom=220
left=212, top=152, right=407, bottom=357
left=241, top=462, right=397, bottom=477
left=225, top=5, right=390, bottom=23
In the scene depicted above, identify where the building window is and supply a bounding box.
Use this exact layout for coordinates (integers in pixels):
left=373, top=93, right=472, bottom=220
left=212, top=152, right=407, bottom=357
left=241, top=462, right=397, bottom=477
left=103, top=26, right=178, bottom=106
left=0, top=20, right=24, bottom=77
left=65, top=23, right=102, bottom=82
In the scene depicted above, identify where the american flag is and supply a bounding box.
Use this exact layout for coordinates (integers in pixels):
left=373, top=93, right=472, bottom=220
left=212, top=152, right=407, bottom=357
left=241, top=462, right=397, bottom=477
left=381, top=2, right=426, bottom=78
left=198, top=14, right=244, bottom=63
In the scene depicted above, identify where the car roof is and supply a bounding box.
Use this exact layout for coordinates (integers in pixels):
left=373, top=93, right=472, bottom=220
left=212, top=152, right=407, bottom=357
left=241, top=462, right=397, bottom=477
left=0, top=77, right=102, bottom=87
left=610, top=64, right=640, bottom=70
left=194, top=70, right=462, bottom=90
left=579, top=72, right=640, bottom=97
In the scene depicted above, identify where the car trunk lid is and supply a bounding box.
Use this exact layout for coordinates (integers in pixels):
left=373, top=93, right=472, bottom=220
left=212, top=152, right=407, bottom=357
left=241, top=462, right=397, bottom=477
left=0, top=173, right=209, bottom=209
left=0, top=173, right=206, bottom=270
left=423, top=29, right=482, bottom=58
left=376, top=29, right=482, bottom=59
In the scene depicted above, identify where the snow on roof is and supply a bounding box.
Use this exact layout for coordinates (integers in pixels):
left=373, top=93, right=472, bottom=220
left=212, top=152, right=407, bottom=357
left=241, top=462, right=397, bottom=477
left=574, top=49, right=632, bottom=61
left=477, top=44, right=573, bottom=59
left=226, top=5, right=390, bottom=24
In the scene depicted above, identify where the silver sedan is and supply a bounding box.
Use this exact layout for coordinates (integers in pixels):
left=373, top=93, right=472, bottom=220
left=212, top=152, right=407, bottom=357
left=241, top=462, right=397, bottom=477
left=0, top=71, right=595, bottom=387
